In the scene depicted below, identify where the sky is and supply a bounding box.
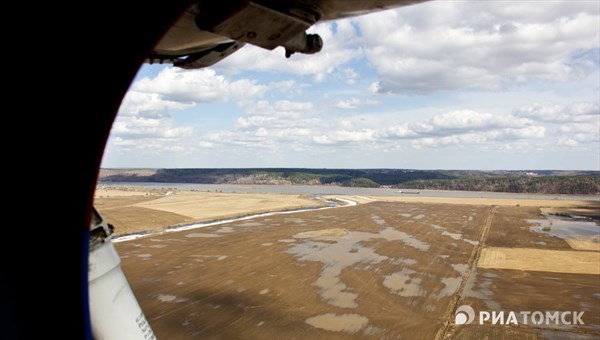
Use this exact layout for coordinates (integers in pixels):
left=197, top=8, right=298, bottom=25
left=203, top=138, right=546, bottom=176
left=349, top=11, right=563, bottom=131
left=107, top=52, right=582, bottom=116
left=102, top=0, right=600, bottom=170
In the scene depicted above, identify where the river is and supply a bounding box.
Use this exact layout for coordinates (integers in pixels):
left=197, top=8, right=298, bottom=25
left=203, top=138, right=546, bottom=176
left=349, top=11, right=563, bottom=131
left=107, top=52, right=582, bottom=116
left=99, top=182, right=598, bottom=201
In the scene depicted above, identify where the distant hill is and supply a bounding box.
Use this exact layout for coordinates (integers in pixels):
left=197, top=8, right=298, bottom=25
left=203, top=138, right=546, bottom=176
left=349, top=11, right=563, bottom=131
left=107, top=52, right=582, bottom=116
left=99, top=168, right=600, bottom=195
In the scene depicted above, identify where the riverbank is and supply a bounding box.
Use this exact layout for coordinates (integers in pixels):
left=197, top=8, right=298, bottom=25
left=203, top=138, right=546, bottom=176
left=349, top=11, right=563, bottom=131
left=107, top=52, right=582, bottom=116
left=94, top=186, right=327, bottom=236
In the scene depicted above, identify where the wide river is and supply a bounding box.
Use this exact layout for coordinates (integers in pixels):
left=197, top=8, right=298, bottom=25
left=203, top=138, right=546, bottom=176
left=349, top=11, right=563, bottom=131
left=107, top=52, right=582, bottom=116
left=100, top=182, right=598, bottom=201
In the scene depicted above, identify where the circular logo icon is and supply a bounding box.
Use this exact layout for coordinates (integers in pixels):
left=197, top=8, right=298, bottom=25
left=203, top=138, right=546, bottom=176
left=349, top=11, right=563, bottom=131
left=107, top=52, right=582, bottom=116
left=455, top=305, right=475, bottom=325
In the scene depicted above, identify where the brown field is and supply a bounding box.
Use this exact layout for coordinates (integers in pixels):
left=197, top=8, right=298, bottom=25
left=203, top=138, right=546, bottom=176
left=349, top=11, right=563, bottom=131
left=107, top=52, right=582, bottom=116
left=478, top=247, right=600, bottom=274
left=112, top=194, right=600, bottom=339
left=567, top=237, right=600, bottom=251
left=95, top=187, right=325, bottom=236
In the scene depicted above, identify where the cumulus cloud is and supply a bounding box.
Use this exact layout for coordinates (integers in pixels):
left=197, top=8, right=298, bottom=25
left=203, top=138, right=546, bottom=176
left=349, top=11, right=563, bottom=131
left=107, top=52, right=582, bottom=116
left=556, top=122, right=600, bottom=147
left=107, top=112, right=195, bottom=155
left=333, top=98, right=378, bottom=109
left=133, top=68, right=267, bottom=103
left=234, top=100, right=317, bottom=130
left=118, top=91, right=193, bottom=118
left=111, top=116, right=192, bottom=139
left=203, top=101, right=552, bottom=152
left=354, top=1, right=600, bottom=94
left=378, top=123, right=416, bottom=139
left=410, top=126, right=545, bottom=150
left=274, top=100, right=313, bottom=111
left=313, top=129, right=376, bottom=145
left=334, top=98, right=361, bottom=109
left=412, top=110, right=532, bottom=135
left=109, top=67, right=271, bottom=154
left=515, top=102, right=599, bottom=123
left=335, top=68, right=360, bottom=85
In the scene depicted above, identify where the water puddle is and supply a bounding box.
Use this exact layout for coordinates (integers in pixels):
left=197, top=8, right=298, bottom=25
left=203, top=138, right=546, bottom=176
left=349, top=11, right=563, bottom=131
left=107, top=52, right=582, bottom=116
left=287, top=239, right=384, bottom=308
left=463, top=266, right=501, bottom=310
left=529, top=215, right=599, bottom=239
left=305, top=313, right=369, bottom=333
left=286, top=227, right=426, bottom=308
left=234, top=221, right=263, bottom=227
left=190, top=255, right=227, bottom=261
left=529, top=214, right=599, bottom=250
left=437, top=277, right=461, bottom=299
left=149, top=244, right=167, bottom=248
left=185, top=233, right=221, bottom=238
left=452, top=263, right=468, bottom=273
left=463, top=239, right=479, bottom=246
left=383, top=269, right=425, bottom=297
left=379, top=228, right=430, bottom=251
left=435, top=264, right=468, bottom=299
left=371, top=215, right=386, bottom=225
left=363, top=325, right=382, bottom=335
left=388, top=258, right=418, bottom=266
left=284, top=218, right=305, bottom=224
left=157, top=294, right=188, bottom=303
left=442, top=230, right=462, bottom=240
left=216, top=226, right=235, bottom=233
left=433, top=224, right=478, bottom=245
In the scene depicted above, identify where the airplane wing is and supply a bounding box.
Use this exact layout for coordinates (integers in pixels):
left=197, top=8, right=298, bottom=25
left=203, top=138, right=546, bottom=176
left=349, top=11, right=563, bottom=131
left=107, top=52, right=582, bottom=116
left=147, top=0, right=428, bottom=69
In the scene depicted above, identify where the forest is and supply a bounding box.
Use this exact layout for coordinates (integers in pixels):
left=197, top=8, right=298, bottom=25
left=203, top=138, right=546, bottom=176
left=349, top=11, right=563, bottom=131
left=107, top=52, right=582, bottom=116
left=100, top=168, right=599, bottom=195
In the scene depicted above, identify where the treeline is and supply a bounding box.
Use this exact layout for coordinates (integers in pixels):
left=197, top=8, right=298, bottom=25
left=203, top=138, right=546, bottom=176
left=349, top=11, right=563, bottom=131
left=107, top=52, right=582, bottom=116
left=99, top=168, right=599, bottom=194
left=401, top=176, right=600, bottom=195
left=99, top=168, right=456, bottom=185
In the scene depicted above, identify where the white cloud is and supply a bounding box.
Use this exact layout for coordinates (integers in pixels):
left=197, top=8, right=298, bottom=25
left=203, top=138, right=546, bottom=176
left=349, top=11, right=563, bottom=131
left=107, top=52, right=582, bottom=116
left=556, top=122, right=600, bottom=147
left=269, top=80, right=297, bottom=93
left=410, top=125, right=545, bottom=150
left=333, top=98, right=378, bottom=109
left=274, top=100, right=313, bottom=111
left=355, top=1, right=600, bottom=94
left=515, top=102, right=599, bottom=123
left=334, top=98, right=361, bottom=109
left=413, top=110, right=532, bottom=134
left=133, top=67, right=267, bottom=103
left=235, top=100, right=317, bottom=131
left=313, top=129, right=375, bottom=145
left=108, top=67, right=271, bottom=155
left=118, top=91, right=193, bottom=118
left=558, top=137, right=579, bottom=147
left=111, top=116, right=193, bottom=139
left=559, top=122, right=598, bottom=134
left=335, top=68, right=360, bottom=85
left=377, top=123, right=416, bottom=139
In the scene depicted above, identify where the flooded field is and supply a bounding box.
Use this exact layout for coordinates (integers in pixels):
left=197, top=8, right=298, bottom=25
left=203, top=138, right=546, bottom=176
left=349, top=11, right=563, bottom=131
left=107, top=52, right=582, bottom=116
left=115, top=201, right=600, bottom=339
